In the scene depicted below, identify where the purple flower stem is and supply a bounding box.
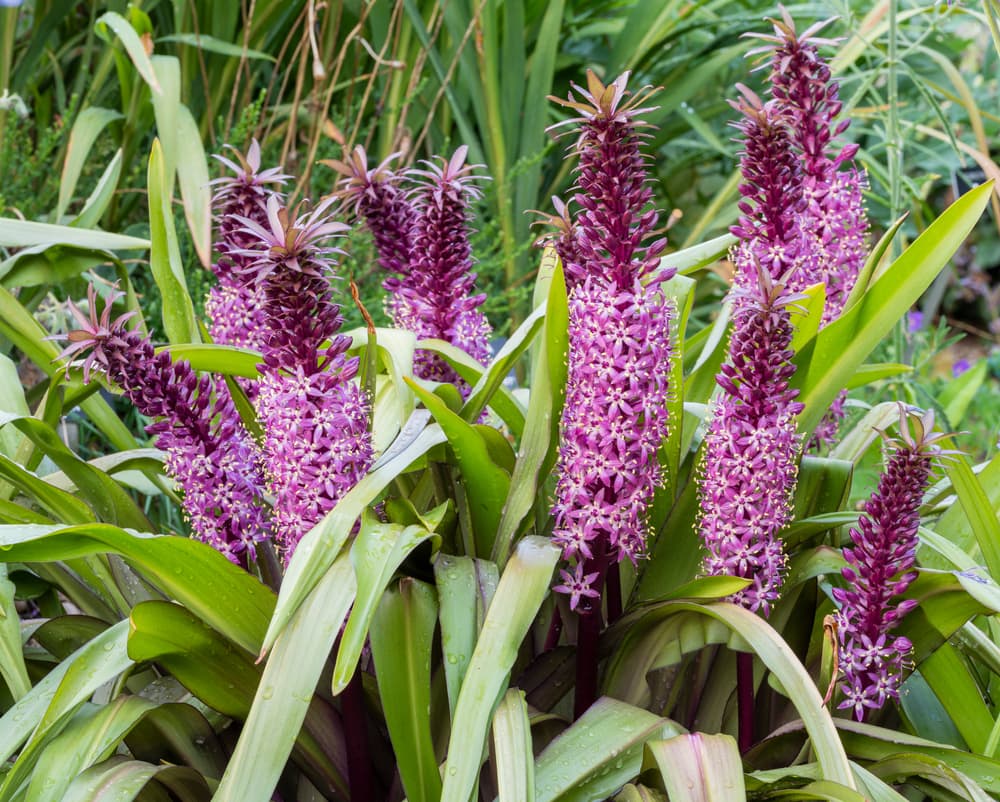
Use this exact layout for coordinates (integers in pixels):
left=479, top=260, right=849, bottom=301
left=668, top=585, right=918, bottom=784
left=544, top=606, right=563, bottom=652
left=605, top=563, right=623, bottom=624
left=573, top=548, right=609, bottom=719
left=737, top=651, right=755, bottom=753
left=341, top=665, right=374, bottom=802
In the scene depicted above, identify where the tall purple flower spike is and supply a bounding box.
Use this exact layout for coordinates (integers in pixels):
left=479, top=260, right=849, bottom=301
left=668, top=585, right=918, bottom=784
left=757, top=9, right=868, bottom=319
left=331, top=146, right=491, bottom=390
left=698, top=272, right=804, bottom=615
left=698, top=91, right=807, bottom=615
left=236, top=196, right=373, bottom=559
left=205, top=140, right=289, bottom=356
left=833, top=406, right=952, bottom=720
left=546, top=71, right=674, bottom=610
left=398, top=147, right=492, bottom=384
left=729, top=85, right=804, bottom=291
left=753, top=10, right=870, bottom=445
left=57, top=286, right=271, bottom=564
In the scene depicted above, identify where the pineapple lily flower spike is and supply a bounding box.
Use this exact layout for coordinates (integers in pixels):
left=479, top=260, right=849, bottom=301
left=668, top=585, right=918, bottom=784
left=55, top=285, right=271, bottom=564
left=834, top=406, right=958, bottom=720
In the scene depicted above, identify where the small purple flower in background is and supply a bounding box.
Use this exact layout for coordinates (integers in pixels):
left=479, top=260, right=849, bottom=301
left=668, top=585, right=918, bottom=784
left=907, top=309, right=925, bottom=333
left=834, top=406, right=952, bottom=720
left=205, top=140, right=288, bottom=357
left=952, top=358, right=971, bottom=377
left=698, top=273, right=804, bottom=614
left=331, top=146, right=491, bottom=391
left=547, top=71, right=674, bottom=609
left=238, top=196, right=373, bottom=559
left=57, top=286, right=270, bottom=564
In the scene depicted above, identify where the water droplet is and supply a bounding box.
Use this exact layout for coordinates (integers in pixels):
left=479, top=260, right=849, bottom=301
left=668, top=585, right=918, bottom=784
left=261, top=685, right=274, bottom=700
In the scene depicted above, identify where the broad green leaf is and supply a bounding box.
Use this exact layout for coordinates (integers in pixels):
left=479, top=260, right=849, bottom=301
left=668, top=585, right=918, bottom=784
left=793, top=182, right=993, bottom=433
left=26, top=696, right=155, bottom=802
left=434, top=553, right=499, bottom=716
left=0, top=524, right=274, bottom=654
left=0, top=354, right=29, bottom=458
left=0, top=564, right=30, bottom=699
left=333, top=513, right=439, bottom=692
left=646, top=733, right=746, bottom=801
left=416, top=338, right=526, bottom=437
left=57, top=107, right=124, bottom=218
left=491, top=254, right=567, bottom=567
left=918, top=644, right=993, bottom=753
left=0, top=620, right=133, bottom=799
left=461, top=302, right=544, bottom=424
left=835, top=718, right=1000, bottom=794
left=127, top=601, right=346, bottom=797
left=934, top=450, right=1000, bottom=562
left=658, top=273, right=695, bottom=504
left=61, top=757, right=210, bottom=802
left=493, top=689, right=534, bottom=802
left=0, top=413, right=150, bottom=530
left=0, top=218, right=149, bottom=251
left=147, top=139, right=199, bottom=345
left=946, top=455, right=1000, bottom=580
left=161, top=343, right=262, bottom=378
left=0, top=243, right=116, bottom=288
left=157, top=33, right=277, bottom=61
left=608, top=602, right=855, bottom=788
left=0, top=453, right=96, bottom=523
left=830, top=403, right=901, bottom=464
left=407, top=378, right=510, bottom=557
left=790, top=283, right=827, bottom=354
left=96, top=12, right=162, bottom=93
left=371, top=579, right=441, bottom=802
left=534, top=698, right=682, bottom=802
left=844, top=363, right=912, bottom=390
left=213, top=555, right=355, bottom=802
left=868, top=754, right=993, bottom=802
left=150, top=56, right=180, bottom=191
left=440, top=536, right=560, bottom=802
left=174, top=104, right=211, bottom=267
left=71, top=149, right=123, bottom=229
left=261, top=423, right=447, bottom=656
left=670, top=234, right=737, bottom=275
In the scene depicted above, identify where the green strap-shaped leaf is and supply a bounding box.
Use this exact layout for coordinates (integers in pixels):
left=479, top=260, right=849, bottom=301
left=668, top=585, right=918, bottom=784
left=607, top=602, right=856, bottom=789
left=62, top=757, right=210, bottom=802
left=127, top=601, right=345, bottom=798
left=26, top=697, right=156, bottom=802
left=95, top=12, right=161, bottom=93
left=440, top=536, right=560, bottom=802
left=261, top=423, right=446, bottom=657
left=57, top=107, right=124, bottom=218
left=0, top=565, right=30, bottom=700
left=491, top=252, right=567, bottom=567
left=0, top=453, right=96, bottom=524
left=646, top=733, right=746, bottom=802
left=213, top=555, right=356, bottom=802
left=147, top=139, right=199, bottom=345
left=0, top=524, right=274, bottom=654
left=71, top=150, right=124, bottom=229
left=0, top=413, right=150, bottom=530
left=160, top=344, right=262, bottom=379
left=0, top=620, right=132, bottom=799
left=946, top=455, right=1000, bottom=580
left=407, top=378, right=510, bottom=558
left=534, top=698, right=683, bottom=802
left=435, top=554, right=499, bottom=716
left=792, top=182, right=993, bottom=434
left=493, top=689, right=534, bottom=802
left=333, top=514, right=439, bottom=693
left=0, top=218, right=149, bottom=251
left=371, top=579, right=441, bottom=802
